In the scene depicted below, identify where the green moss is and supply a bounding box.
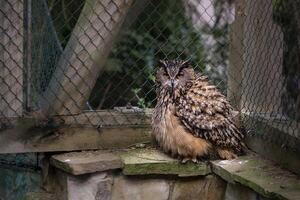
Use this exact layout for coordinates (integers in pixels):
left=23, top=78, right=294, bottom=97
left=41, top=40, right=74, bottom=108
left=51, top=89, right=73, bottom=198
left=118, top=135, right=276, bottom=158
left=50, top=159, right=74, bottom=175
left=123, top=162, right=210, bottom=176
left=118, top=148, right=211, bottom=176
left=212, top=155, right=300, bottom=200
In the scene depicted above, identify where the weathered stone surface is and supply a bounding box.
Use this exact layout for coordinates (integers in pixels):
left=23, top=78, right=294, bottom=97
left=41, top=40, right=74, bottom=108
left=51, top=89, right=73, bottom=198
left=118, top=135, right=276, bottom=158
left=119, top=148, right=211, bottom=176
left=50, top=170, right=68, bottom=200
left=225, top=183, right=270, bottom=200
left=46, top=149, right=300, bottom=200
left=67, top=172, right=112, bottom=200
left=211, top=154, right=300, bottom=200
left=111, top=176, right=170, bottom=200
left=50, top=150, right=123, bottom=175
left=171, top=175, right=226, bottom=200
left=24, top=191, right=55, bottom=200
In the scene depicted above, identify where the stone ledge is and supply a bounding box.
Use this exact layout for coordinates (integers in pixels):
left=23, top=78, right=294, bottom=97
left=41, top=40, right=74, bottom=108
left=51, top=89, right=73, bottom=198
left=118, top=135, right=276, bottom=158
left=50, top=150, right=123, bottom=175
left=50, top=148, right=211, bottom=177
left=118, top=148, right=211, bottom=176
left=50, top=149, right=300, bottom=200
left=211, top=154, right=300, bottom=200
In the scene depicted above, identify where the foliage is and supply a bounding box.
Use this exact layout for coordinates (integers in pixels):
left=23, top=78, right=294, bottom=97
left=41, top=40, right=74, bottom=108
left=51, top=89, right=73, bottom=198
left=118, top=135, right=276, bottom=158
left=46, top=0, right=229, bottom=109
left=47, top=0, right=85, bottom=47
left=89, top=0, right=207, bottom=109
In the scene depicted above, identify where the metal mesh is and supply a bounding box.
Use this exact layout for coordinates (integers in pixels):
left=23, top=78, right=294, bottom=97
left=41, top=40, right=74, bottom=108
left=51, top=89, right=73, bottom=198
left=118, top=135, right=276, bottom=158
left=241, top=0, right=300, bottom=152
left=0, top=0, right=299, bottom=153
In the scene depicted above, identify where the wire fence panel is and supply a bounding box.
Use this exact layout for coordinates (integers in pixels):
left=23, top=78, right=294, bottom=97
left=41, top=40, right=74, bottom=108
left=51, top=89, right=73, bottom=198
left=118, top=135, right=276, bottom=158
left=0, top=0, right=299, bottom=158
left=0, top=0, right=24, bottom=122
left=241, top=0, right=300, bottom=153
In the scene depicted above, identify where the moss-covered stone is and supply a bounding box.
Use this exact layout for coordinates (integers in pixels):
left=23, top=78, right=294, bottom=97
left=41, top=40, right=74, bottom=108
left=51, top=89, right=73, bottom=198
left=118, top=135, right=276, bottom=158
left=119, top=148, right=211, bottom=176
left=50, top=150, right=123, bottom=175
left=211, top=154, right=300, bottom=200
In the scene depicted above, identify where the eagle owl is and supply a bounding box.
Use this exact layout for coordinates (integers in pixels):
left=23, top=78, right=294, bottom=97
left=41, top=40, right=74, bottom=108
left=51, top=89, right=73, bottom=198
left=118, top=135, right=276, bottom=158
left=152, top=60, right=245, bottom=162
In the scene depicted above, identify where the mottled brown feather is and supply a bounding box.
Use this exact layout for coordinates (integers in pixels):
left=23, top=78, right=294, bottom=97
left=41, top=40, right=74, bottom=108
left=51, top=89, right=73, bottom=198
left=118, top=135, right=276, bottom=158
left=152, top=60, right=245, bottom=161
left=175, top=73, right=244, bottom=153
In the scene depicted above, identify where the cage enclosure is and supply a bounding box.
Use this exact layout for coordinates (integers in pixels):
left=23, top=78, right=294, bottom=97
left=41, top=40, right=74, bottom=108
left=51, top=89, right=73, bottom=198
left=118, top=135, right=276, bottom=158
left=0, top=0, right=299, bottom=178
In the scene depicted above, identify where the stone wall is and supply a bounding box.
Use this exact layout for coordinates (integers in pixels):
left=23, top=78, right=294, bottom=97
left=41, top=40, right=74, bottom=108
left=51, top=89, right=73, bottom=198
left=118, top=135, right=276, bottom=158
left=21, top=149, right=300, bottom=200
left=48, top=170, right=268, bottom=200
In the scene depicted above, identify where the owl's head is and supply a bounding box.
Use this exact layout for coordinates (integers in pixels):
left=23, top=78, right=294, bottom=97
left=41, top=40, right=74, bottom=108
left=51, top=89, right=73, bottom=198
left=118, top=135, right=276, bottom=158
left=155, top=60, right=195, bottom=96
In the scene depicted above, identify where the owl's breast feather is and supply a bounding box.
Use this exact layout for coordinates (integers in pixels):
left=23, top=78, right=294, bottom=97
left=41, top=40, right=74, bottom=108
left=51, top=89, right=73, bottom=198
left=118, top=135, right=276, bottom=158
left=152, top=102, right=211, bottom=158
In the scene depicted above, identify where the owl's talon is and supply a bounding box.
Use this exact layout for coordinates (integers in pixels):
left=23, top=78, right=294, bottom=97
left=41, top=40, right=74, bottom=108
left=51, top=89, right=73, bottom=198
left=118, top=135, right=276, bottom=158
left=180, top=158, right=189, bottom=164
left=180, top=158, right=200, bottom=164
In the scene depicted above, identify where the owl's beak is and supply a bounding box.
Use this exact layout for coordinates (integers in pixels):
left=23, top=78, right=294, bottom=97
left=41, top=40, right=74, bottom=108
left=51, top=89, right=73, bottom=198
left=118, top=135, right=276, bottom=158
left=171, top=79, right=175, bottom=89
left=165, top=79, right=177, bottom=95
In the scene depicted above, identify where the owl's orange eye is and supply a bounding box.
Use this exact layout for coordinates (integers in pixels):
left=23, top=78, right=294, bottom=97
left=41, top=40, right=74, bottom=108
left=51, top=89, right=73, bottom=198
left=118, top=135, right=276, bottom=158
left=178, top=71, right=184, bottom=76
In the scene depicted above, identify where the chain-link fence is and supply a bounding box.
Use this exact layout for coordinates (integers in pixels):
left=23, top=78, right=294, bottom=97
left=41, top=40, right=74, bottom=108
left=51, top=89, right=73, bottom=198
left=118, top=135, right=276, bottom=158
left=240, top=0, right=300, bottom=156
left=0, top=0, right=299, bottom=164
left=1, top=0, right=232, bottom=128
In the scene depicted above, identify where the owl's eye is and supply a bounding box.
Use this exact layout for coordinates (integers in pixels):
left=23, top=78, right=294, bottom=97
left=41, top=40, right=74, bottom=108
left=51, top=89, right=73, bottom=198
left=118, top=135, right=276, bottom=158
left=178, top=71, right=184, bottom=76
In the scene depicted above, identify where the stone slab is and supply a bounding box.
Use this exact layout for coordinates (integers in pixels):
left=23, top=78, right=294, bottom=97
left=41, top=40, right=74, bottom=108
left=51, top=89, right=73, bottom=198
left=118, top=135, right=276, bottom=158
left=50, top=150, right=123, bottom=175
left=67, top=172, right=112, bottom=200
left=171, top=175, right=226, bottom=200
left=111, top=176, right=170, bottom=200
left=119, top=148, right=211, bottom=177
left=224, top=183, right=270, bottom=200
left=211, top=154, right=300, bottom=200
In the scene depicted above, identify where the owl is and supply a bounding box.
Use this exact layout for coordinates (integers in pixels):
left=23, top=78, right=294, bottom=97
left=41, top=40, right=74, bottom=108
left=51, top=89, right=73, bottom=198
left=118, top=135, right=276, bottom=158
left=152, top=60, right=245, bottom=162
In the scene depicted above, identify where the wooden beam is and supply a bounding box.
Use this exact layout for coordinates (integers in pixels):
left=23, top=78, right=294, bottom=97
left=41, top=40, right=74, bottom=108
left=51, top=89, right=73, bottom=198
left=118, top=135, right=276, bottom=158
left=241, top=0, right=284, bottom=114
left=227, top=0, right=245, bottom=110
left=60, top=109, right=152, bottom=127
left=0, top=110, right=152, bottom=153
left=40, top=0, right=134, bottom=116
left=0, top=126, right=151, bottom=154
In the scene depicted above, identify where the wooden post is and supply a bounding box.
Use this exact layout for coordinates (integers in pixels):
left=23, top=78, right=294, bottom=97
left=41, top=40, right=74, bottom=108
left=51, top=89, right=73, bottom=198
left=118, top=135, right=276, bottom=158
left=227, top=0, right=245, bottom=111
left=0, top=0, right=24, bottom=117
left=40, top=0, right=134, bottom=116
left=241, top=0, right=283, bottom=115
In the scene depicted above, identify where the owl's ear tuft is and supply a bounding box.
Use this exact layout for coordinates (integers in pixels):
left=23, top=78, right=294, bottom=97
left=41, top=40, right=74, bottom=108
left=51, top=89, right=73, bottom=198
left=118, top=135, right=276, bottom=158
left=159, top=60, right=167, bottom=68
left=181, top=60, right=191, bottom=68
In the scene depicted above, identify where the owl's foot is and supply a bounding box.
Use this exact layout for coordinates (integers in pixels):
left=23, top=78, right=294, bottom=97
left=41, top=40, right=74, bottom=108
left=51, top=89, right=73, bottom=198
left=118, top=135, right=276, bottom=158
left=217, top=149, right=237, bottom=160
left=180, top=157, right=199, bottom=164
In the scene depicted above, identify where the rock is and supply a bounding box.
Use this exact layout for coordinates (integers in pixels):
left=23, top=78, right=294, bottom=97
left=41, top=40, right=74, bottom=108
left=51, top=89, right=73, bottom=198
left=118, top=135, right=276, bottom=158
left=111, top=176, right=170, bottom=200
left=171, top=175, right=226, bottom=200
left=211, top=154, right=300, bottom=200
left=67, top=172, right=113, bottom=200
left=119, top=148, right=211, bottom=176
left=224, top=183, right=270, bottom=200
left=50, top=150, right=123, bottom=175
left=24, top=191, right=55, bottom=200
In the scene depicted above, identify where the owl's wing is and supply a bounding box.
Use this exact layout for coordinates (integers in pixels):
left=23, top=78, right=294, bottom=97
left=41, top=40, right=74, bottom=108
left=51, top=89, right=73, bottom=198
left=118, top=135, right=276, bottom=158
left=176, top=75, right=244, bottom=152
